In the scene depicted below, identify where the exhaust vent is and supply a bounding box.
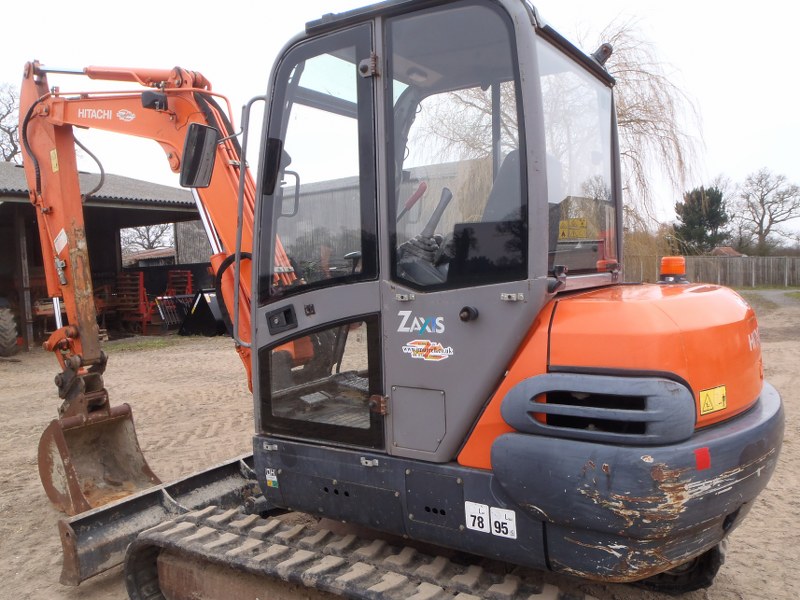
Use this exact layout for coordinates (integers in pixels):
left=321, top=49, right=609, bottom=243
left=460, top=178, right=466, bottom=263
left=500, top=373, right=695, bottom=445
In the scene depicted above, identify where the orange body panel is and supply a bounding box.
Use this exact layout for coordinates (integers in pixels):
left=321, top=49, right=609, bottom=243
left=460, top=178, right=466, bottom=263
left=457, top=302, right=555, bottom=469
left=458, top=283, right=763, bottom=470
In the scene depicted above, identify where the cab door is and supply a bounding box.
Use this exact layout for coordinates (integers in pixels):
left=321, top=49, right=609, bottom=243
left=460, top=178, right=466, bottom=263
left=254, top=24, right=384, bottom=450
left=380, top=1, right=547, bottom=463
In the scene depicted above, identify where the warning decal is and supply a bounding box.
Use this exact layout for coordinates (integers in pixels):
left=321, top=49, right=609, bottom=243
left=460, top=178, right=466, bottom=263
left=558, top=218, right=588, bottom=240
left=265, top=468, right=279, bottom=489
left=54, top=229, right=68, bottom=255
left=700, top=385, right=727, bottom=415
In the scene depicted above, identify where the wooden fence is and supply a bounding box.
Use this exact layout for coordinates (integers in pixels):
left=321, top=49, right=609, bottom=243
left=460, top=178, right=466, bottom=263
left=624, top=255, right=800, bottom=287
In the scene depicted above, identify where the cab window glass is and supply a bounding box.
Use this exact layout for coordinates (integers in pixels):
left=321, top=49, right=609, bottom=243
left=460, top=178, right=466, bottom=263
left=537, top=39, right=617, bottom=273
left=386, top=1, right=527, bottom=290
left=258, top=26, right=377, bottom=304
left=260, top=317, right=384, bottom=448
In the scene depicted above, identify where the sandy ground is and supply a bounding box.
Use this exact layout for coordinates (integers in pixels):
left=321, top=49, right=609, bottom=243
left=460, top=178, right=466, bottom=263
left=0, top=289, right=796, bottom=600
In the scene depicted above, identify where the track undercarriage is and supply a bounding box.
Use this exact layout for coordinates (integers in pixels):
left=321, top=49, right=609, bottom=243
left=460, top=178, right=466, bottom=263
left=125, top=505, right=596, bottom=600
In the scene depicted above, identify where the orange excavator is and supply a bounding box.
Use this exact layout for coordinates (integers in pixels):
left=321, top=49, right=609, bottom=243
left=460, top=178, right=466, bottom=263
left=21, top=0, right=784, bottom=598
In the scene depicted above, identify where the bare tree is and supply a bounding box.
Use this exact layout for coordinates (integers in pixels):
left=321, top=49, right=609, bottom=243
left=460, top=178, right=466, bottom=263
left=591, top=19, right=699, bottom=218
left=0, top=84, right=21, bottom=163
left=120, top=224, right=175, bottom=253
left=412, top=20, right=698, bottom=222
left=731, top=168, right=800, bottom=255
left=415, top=83, right=518, bottom=161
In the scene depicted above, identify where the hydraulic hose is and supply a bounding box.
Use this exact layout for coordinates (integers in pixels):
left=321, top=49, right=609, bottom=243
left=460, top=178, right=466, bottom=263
left=213, top=252, right=252, bottom=340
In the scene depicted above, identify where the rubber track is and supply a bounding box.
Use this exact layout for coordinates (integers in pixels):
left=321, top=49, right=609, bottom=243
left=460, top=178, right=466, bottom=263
left=126, top=505, right=596, bottom=600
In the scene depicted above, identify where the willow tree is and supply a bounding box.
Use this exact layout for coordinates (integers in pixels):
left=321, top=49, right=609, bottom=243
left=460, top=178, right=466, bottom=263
left=412, top=19, right=698, bottom=224
left=595, top=19, right=699, bottom=220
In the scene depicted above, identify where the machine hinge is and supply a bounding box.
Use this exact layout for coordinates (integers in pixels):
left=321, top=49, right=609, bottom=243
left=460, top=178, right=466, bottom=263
left=360, top=457, right=380, bottom=468
left=500, top=292, right=524, bottom=302
left=548, top=264, right=568, bottom=293
left=358, top=53, right=379, bottom=78
left=369, top=394, right=389, bottom=415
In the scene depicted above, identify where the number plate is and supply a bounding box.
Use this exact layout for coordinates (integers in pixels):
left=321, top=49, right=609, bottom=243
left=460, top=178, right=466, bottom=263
left=489, top=507, right=517, bottom=539
left=464, top=501, right=517, bottom=539
left=464, top=501, right=491, bottom=533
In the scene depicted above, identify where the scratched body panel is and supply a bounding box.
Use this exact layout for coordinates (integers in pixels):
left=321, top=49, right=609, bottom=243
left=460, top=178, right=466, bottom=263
left=491, top=382, right=783, bottom=580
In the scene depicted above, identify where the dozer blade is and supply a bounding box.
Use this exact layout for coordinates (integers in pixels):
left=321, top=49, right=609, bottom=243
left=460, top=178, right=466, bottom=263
left=38, top=403, right=160, bottom=516
left=58, top=453, right=258, bottom=586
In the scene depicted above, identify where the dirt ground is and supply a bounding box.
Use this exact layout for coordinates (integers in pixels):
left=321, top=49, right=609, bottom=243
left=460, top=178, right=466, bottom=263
left=0, top=289, right=796, bottom=600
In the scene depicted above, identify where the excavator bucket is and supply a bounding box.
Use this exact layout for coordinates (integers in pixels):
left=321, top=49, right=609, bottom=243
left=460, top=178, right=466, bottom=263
left=38, top=403, right=160, bottom=516
left=59, top=454, right=258, bottom=585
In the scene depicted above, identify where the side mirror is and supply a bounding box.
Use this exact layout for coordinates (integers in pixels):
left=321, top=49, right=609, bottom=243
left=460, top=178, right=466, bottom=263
left=180, top=123, right=220, bottom=188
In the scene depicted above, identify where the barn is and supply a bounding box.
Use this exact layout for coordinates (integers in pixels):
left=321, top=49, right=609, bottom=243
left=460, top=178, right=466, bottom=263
left=0, top=161, right=212, bottom=353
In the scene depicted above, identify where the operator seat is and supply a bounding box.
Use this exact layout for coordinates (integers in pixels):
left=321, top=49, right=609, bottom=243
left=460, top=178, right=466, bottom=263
left=481, top=149, right=522, bottom=223
left=442, top=150, right=526, bottom=287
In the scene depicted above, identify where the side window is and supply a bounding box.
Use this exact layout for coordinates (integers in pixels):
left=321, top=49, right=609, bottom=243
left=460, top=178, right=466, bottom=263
left=537, top=39, right=617, bottom=274
left=258, top=26, right=377, bottom=304
left=387, top=2, right=527, bottom=290
left=259, top=317, right=384, bottom=448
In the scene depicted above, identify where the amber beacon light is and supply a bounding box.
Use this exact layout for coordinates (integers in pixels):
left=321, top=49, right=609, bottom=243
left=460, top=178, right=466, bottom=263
left=659, top=255, right=687, bottom=283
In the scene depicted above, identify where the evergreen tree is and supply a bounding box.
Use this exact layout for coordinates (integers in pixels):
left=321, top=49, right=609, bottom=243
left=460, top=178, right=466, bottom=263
left=674, top=186, right=728, bottom=254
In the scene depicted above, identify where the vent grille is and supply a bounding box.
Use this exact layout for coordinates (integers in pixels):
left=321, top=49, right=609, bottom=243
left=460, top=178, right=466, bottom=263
left=540, top=391, right=647, bottom=435
left=501, top=373, right=695, bottom=445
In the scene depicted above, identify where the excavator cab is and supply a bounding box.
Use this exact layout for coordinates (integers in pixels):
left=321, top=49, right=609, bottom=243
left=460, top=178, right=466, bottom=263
left=252, top=0, right=619, bottom=460
left=248, top=0, right=615, bottom=564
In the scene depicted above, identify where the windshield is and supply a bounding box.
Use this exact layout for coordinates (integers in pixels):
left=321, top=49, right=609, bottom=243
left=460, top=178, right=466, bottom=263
left=537, top=39, right=617, bottom=274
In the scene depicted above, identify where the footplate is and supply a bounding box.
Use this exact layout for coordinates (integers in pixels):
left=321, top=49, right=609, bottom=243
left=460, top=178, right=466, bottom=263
left=125, top=505, right=597, bottom=600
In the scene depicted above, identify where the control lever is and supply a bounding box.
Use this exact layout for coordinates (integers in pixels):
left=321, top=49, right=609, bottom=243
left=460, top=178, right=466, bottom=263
left=420, top=187, right=453, bottom=238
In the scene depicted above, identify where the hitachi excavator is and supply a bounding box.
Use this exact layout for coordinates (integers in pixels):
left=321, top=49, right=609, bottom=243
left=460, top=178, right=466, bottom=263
left=20, top=0, right=784, bottom=598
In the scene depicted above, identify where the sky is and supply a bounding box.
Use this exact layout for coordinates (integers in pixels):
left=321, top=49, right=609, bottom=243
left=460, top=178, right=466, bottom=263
left=2, top=0, right=798, bottom=225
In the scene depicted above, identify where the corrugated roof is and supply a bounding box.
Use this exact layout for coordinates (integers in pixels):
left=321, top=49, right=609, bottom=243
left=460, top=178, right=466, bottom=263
left=121, top=247, right=177, bottom=267
left=0, top=161, right=193, bottom=206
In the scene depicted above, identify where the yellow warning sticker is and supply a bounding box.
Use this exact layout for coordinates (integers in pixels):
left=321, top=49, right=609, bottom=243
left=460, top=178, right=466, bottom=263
left=50, top=148, right=59, bottom=173
left=700, top=385, right=727, bottom=415
left=558, top=218, right=588, bottom=239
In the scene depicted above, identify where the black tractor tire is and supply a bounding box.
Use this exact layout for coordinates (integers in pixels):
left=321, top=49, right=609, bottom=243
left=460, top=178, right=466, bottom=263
left=636, top=541, right=727, bottom=596
left=0, top=307, right=19, bottom=357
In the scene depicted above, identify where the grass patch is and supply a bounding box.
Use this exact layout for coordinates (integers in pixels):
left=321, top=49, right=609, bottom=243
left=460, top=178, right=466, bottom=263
left=103, top=335, right=185, bottom=353
left=737, top=291, right=779, bottom=314
left=785, top=291, right=800, bottom=302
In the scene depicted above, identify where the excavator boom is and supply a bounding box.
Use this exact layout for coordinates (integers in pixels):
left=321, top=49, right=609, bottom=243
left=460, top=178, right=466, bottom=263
left=20, top=61, right=261, bottom=517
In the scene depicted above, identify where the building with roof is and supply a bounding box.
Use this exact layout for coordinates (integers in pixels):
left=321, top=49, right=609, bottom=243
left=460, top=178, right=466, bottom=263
left=710, top=246, right=746, bottom=258
left=0, top=161, right=211, bottom=349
